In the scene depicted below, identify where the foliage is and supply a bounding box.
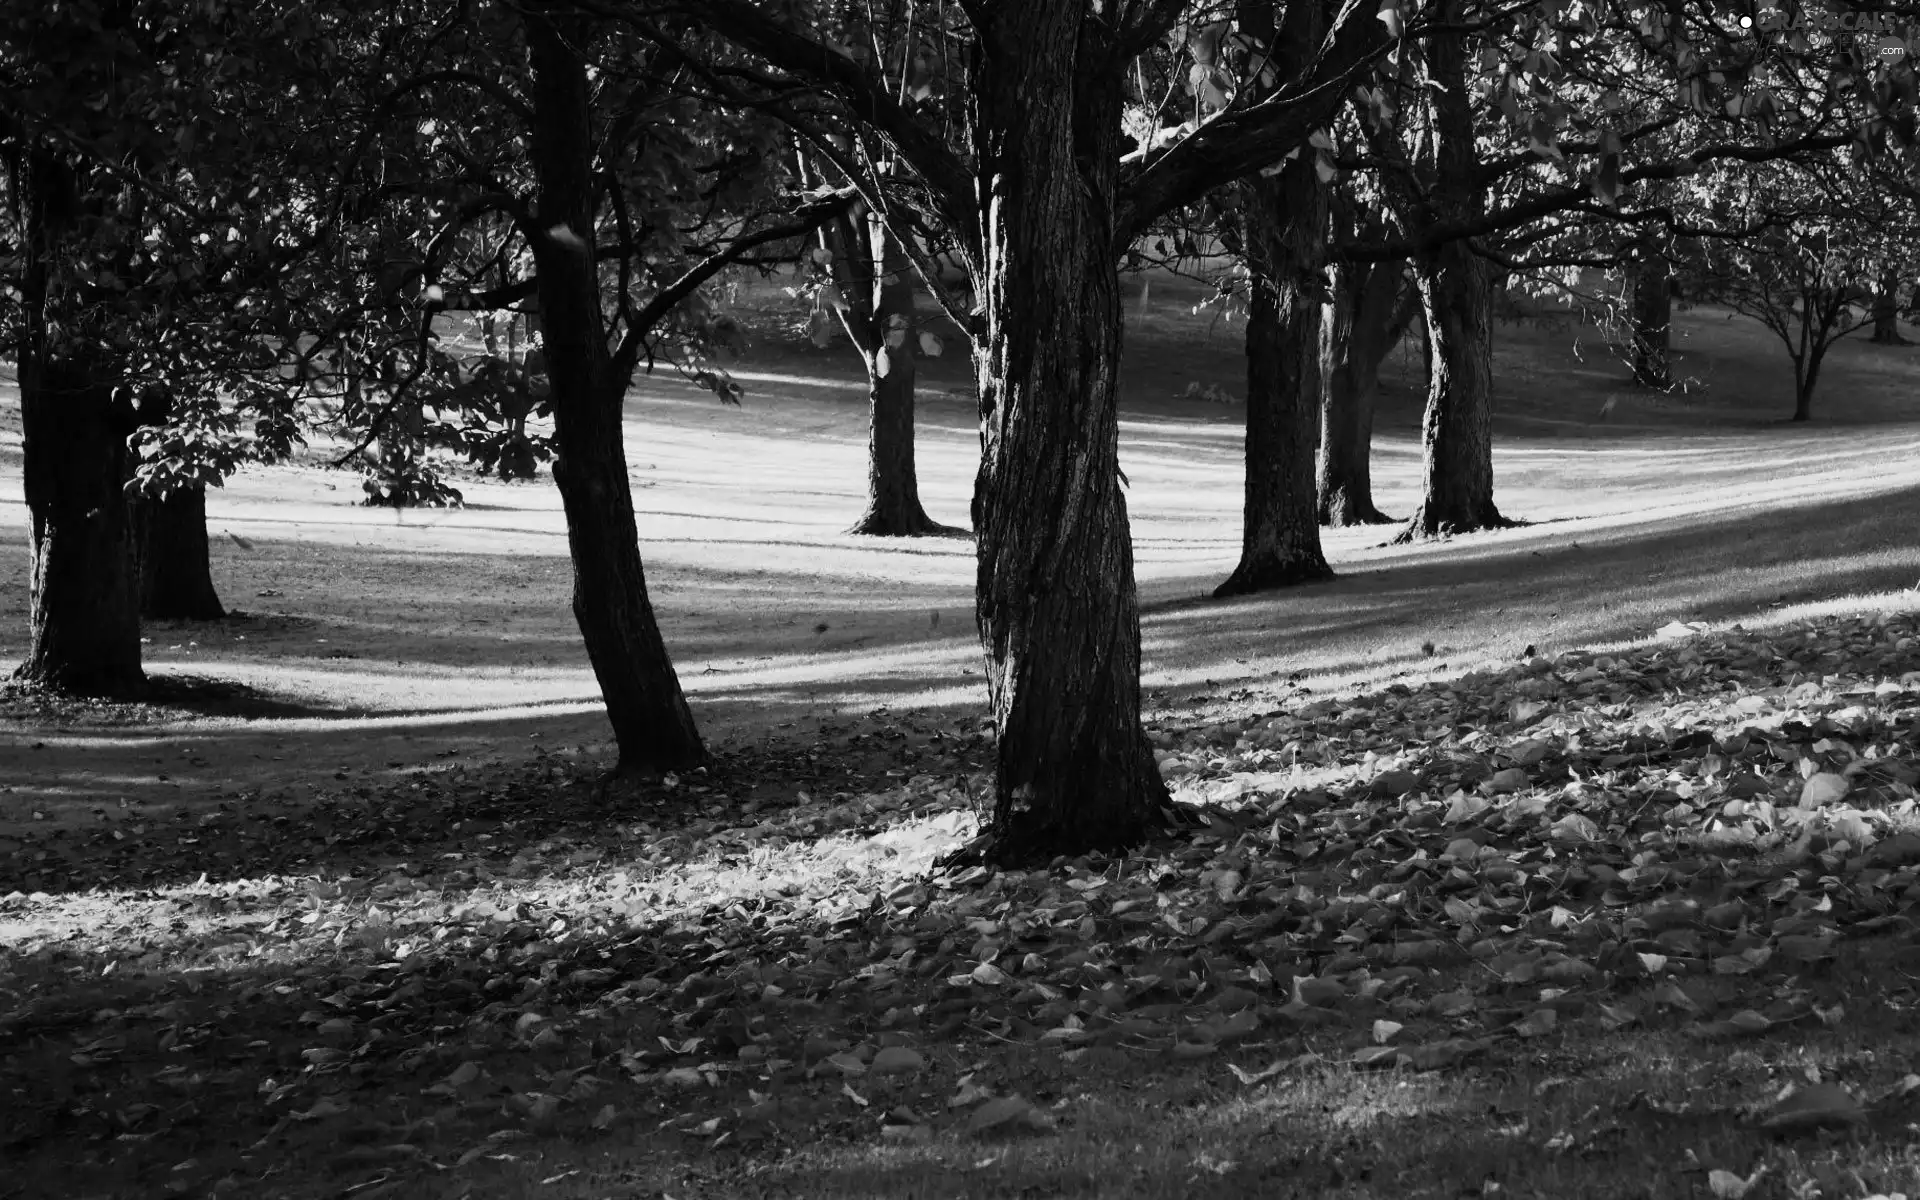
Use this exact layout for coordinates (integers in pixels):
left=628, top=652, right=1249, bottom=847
left=1674, top=159, right=1918, bottom=413
left=0, top=1, right=363, bottom=499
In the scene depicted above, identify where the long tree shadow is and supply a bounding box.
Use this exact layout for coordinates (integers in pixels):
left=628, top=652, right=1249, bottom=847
left=1140, top=481, right=1920, bottom=702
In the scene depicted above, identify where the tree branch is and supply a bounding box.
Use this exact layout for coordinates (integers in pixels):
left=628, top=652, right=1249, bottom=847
left=610, top=187, right=858, bottom=381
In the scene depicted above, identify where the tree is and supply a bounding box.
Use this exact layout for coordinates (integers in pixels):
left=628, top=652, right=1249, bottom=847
left=805, top=191, right=961, bottom=536
left=1, top=2, right=328, bottom=691
left=1869, top=267, right=1909, bottom=345
left=1335, top=0, right=1871, bottom=536
left=1211, top=2, right=1336, bottom=596
left=1678, top=165, right=1894, bottom=421
left=663, top=0, right=1393, bottom=858
left=326, top=3, right=853, bottom=774
left=127, top=386, right=243, bottom=620
left=1318, top=209, right=1416, bottom=527
left=1628, top=233, right=1676, bottom=388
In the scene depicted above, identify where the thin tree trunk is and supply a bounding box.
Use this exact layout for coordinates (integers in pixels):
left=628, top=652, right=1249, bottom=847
left=1631, top=248, right=1674, bottom=387
left=14, top=148, right=144, bottom=695
left=132, top=486, right=225, bottom=620
left=1215, top=172, right=1333, bottom=595
left=1871, top=269, right=1907, bottom=345
left=833, top=220, right=952, bottom=536
left=1318, top=259, right=1409, bottom=526
left=1394, top=13, right=1508, bottom=541
left=965, top=7, right=1168, bottom=860
left=525, top=9, right=702, bottom=776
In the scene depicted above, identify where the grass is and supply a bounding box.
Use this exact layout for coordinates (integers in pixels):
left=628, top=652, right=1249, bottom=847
left=5, top=276, right=1920, bottom=1199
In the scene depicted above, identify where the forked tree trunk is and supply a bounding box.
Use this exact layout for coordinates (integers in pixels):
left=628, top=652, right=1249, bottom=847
left=132, top=486, right=225, bottom=620
left=827, top=218, right=952, bottom=536
left=1318, top=259, right=1411, bottom=526
left=14, top=149, right=144, bottom=695
left=1214, top=0, right=1333, bottom=597
left=965, top=9, right=1168, bottom=859
left=1630, top=249, right=1674, bottom=388
left=1871, top=269, right=1907, bottom=345
left=525, top=10, right=702, bottom=775
left=1394, top=12, right=1508, bottom=541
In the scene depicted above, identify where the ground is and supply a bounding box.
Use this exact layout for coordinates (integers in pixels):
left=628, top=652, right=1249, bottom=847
left=2, top=279, right=1920, bottom=1198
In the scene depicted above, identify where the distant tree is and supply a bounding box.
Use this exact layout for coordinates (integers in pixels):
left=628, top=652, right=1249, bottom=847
left=800, top=177, right=962, bottom=536
left=1318, top=199, right=1416, bottom=526
left=1677, top=160, right=1913, bottom=420
left=1868, top=267, right=1909, bottom=345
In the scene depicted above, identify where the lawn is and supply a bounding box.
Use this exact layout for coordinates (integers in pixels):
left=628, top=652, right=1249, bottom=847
left=3, top=280, right=1920, bottom=1199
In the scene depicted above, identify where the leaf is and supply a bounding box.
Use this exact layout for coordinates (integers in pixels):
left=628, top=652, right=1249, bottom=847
left=870, top=1047, right=925, bottom=1076
left=971, top=962, right=1011, bottom=987
left=918, top=331, right=944, bottom=357
left=964, top=1094, right=1053, bottom=1136
left=1513, top=1009, right=1557, bottom=1039
left=1372, top=1020, right=1404, bottom=1045
left=842, top=1083, right=870, bottom=1108
left=1761, top=1082, right=1865, bottom=1132
left=1796, top=772, right=1849, bottom=809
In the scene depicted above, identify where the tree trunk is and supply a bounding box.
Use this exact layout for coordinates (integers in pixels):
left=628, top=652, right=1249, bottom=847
left=1215, top=169, right=1333, bottom=596
left=965, top=8, right=1168, bottom=859
left=1401, top=238, right=1504, bottom=538
left=17, top=358, right=145, bottom=693
left=13, top=148, right=144, bottom=695
left=832, top=219, right=952, bottom=535
left=1871, top=269, right=1907, bottom=345
left=1214, top=0, right=1333, bottom=597
left=1394, top=14, right=1508, bottom=542
left=524, top=10, right=703, bottom=776
left=1317, top=259, right=1408, bottom=526
left=132, top=486, right=225, bottom=620
left=1630, top=248, right=1674, bottom=387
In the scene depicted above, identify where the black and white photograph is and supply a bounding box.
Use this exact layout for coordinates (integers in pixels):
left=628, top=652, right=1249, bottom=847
left=5, top=1, right=1920, bottom=1196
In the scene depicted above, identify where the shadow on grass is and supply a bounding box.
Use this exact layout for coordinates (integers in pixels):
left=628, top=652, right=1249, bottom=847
left=1139, top=482, right=1920, bottom=700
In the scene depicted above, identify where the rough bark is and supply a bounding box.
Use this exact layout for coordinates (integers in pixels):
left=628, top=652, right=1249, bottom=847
left=1391, top=14, right=1509, bottom=541
left=524, top=10, right=703, bottom=775
left=822, top=215, right=955, bottom=536
left=13, top=148, right=144, bottom=694
left=1871, top=269, right=1907, bottom=345
left=1215, top=174, right=1333, bottom=596
left=1630, top=248, right=1674, bottom=388
left=132, top=486, right=225, bottom=620
left=1318, top=259, right=1412, bottom=526
left=17, top=357, right=145, bottom=693
left=965, top=7, right=1169, bottom=859
left=1213, top=0, right=1334, bottom=597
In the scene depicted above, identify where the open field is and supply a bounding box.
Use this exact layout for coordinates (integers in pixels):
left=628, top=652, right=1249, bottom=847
left=4, top=282, right=1920, bottom=825
left=4, top=279, right=1920, bottom=1198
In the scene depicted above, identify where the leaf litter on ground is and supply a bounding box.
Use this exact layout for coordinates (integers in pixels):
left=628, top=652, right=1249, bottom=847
left=6, top=609, right=1920, bottom=1195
